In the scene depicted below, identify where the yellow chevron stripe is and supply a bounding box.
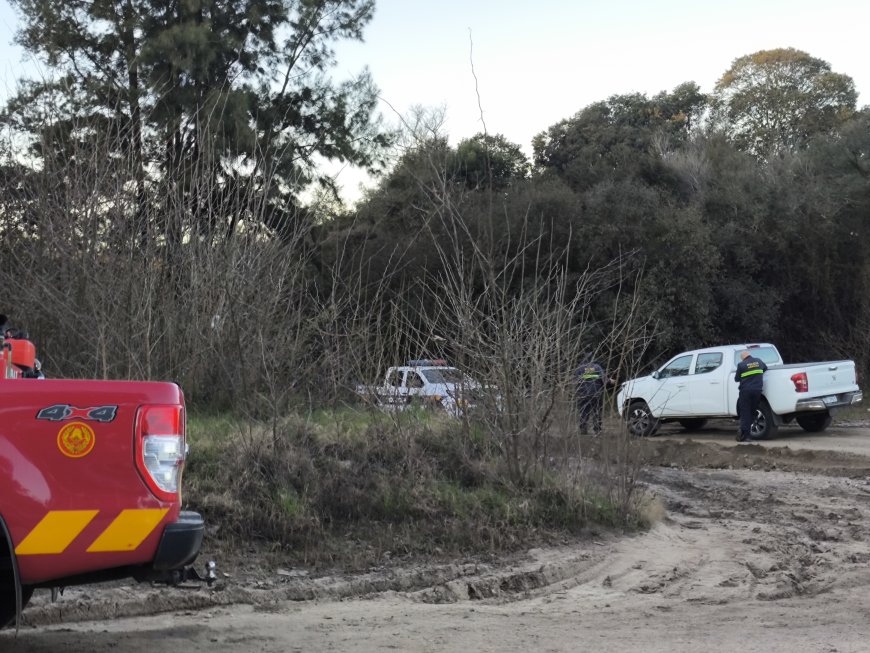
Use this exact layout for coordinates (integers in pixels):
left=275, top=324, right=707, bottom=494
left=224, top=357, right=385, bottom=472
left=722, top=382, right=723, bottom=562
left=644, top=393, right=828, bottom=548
left=87, top=508, right=169, bottom=553
left=15, top=510, right=99, bottom=555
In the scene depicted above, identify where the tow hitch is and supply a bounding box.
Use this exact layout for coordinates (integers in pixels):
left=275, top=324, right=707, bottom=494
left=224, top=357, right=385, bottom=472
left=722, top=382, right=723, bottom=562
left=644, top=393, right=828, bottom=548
left=156, top=560, right=217, bottom=588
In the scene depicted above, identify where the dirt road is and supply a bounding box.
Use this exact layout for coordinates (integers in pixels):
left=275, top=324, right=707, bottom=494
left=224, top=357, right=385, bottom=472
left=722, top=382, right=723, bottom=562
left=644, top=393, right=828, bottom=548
left=6, top=423, right=870, bottom=652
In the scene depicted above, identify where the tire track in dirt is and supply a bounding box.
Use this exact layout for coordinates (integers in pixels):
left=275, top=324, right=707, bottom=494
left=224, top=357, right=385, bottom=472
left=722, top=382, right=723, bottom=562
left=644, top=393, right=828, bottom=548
left=19, top=437, right=870, bottom=624
left=407, top=438, right=870, bottom=610
left=548, top=463, right=870, bottom=610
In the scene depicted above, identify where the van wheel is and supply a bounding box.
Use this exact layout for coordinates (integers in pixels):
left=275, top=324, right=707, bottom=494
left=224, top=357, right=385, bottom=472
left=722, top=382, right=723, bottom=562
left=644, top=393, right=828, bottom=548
left=626, top=401, right=660, bottom=437
left=678, top=419, right=708, bottom=431
left=751, top=401, right=778, bottom=440
left=796, top=413, right=832, bottom=433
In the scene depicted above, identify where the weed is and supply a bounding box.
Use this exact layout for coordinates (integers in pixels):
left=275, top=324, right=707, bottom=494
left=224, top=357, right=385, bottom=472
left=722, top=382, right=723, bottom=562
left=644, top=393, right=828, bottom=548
left=184, top=408, right=649, bottom=569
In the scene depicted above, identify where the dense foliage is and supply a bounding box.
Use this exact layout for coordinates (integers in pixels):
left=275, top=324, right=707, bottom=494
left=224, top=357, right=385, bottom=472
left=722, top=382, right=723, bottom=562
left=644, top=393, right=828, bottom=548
left=0, top=21, right=866, bottom=408
left=4, top=0, right=388, bottom=239
left=340, top=66, right=869, bottom=372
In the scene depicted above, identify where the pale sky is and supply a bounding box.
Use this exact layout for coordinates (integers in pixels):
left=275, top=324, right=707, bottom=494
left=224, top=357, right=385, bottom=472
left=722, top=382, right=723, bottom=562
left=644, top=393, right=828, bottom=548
left=334, top=0, right=868, bottom=148
left=0, top=0, right=867, bottom=203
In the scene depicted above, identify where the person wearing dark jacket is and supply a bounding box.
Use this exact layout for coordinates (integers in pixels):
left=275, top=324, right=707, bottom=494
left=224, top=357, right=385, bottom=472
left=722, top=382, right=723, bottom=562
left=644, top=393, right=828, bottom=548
left=0, top=314, right=27, bottom=340
left=735, top=350, right=768, bottom=442
left=577, top=354, right=610, bottom=435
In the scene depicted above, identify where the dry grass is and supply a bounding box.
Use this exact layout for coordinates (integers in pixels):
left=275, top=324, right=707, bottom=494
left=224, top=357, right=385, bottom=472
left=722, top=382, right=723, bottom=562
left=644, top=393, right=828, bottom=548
left=184, top=408, right=651, bottom=569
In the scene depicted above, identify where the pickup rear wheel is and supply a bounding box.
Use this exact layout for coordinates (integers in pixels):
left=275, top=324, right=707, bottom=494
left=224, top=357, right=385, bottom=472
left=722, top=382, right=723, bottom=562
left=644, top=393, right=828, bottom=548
left=751, top=401, right=778, bottom=440
left=626, top=401, right=660, bottom=437
left=678, top=418, right=708, bottom=431
left=796, top=413, right=832, bottom=433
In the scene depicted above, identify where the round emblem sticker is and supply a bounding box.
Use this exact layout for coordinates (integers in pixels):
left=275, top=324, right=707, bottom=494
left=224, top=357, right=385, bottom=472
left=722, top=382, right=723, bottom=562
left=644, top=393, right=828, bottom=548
left=57, top=422, right=96, bottom=458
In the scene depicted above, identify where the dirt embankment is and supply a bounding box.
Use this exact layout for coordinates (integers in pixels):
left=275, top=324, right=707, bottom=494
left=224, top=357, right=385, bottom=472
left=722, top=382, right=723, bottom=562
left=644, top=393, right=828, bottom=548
left=634, top=436, right=870, bottom=477
left=7, top=426, right=870, bottom=652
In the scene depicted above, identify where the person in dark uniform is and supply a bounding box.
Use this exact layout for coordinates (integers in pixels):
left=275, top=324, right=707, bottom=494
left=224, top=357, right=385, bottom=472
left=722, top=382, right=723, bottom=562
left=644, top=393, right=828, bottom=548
left=577, top=354, right=609, bottom=435
left=735, top=350, right=767, bottom=442
left=0, top=315, right=11, bottom=338
left=0, top=314, right=27, bottom=340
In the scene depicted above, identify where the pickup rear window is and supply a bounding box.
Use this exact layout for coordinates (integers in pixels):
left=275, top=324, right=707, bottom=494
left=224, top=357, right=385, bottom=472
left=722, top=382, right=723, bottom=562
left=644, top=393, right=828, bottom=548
left=733, top=347, right=781, bottom=366
left=695, top=353, right=723, bottom=374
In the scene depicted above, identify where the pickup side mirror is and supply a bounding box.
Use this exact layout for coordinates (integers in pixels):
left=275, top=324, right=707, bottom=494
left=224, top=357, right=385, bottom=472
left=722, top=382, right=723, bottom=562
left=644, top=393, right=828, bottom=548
left=651, top=370, right=660, bottom=380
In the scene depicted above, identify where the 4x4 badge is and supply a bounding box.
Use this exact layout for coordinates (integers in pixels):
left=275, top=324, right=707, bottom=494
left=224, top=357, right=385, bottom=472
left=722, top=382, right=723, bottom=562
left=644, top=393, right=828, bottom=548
left=37, top=405, right=118, bottom=423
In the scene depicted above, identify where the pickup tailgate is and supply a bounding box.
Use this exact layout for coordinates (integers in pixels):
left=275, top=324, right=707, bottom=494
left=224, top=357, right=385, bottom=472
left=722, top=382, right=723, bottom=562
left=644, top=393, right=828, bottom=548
left=0, top=379, right=192, bottom=585
left=803, top=360, right=859, bottom=401
left=769, top=360, right=860, bottom=413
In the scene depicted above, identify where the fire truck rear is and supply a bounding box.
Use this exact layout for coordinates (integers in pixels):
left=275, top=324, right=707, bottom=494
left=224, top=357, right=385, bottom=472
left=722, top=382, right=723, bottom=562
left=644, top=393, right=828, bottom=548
left=0, top=334, right=204, bottom=627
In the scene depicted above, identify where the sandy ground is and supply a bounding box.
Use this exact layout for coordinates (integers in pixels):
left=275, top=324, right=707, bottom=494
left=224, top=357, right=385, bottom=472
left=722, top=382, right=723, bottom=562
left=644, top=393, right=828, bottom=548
left=6, top=421, right=870, bottom=652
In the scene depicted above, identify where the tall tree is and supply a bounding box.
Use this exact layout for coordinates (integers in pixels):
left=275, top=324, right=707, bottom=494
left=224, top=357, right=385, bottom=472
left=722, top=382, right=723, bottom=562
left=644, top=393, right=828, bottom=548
left=454, top=133, right=528, bottom=190
left=532, top=84, right=706, bottom=192
left=3, top=0, right=389, bottom=239
left=712, top=48, right=857, bottom=155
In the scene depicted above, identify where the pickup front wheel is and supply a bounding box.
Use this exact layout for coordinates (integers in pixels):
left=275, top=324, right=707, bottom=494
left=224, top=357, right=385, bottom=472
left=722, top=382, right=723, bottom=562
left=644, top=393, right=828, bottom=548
left=796, top=413, right=832, bottom=433
left=626, top=401, right=660, bottom=437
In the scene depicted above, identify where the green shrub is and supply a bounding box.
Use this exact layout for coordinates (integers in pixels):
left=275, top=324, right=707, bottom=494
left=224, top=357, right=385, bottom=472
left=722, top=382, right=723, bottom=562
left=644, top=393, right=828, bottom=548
left=184, top=408, right=649, bottom=568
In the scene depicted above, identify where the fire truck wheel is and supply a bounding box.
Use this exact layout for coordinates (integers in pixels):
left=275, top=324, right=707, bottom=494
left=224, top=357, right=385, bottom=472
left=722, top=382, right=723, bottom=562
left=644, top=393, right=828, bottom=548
left=0, top=585, right=32, bottom=628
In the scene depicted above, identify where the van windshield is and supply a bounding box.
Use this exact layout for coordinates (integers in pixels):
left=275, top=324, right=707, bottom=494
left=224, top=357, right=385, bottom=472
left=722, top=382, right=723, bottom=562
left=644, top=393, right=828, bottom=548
left=733, top=347, right=781, bottom=366
left=422, top=368, right=468, bottom=384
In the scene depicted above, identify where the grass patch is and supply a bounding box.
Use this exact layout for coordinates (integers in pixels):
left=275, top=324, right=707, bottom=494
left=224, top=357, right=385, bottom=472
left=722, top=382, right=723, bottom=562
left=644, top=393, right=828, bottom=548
left=184, top=408, right=649, bottom=569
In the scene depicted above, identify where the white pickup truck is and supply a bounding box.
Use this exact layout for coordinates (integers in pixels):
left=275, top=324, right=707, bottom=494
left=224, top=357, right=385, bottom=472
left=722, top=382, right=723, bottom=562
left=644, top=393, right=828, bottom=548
left=355, top=360, right=482, bottom=416
left=616, top=343, right=862, bottom=438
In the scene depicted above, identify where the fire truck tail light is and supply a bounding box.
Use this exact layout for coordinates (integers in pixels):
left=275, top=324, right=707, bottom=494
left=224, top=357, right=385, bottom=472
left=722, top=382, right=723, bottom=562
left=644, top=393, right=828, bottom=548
left=140, top=404, right=182, bottom=435
left=136, top=405, right=185, bottom=500
left=143, top=436, right=183, bottom=493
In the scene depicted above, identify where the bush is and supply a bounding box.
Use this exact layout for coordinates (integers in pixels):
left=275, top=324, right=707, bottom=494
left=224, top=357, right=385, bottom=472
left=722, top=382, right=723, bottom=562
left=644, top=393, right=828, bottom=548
left=184, top=408, right=652, bottom=568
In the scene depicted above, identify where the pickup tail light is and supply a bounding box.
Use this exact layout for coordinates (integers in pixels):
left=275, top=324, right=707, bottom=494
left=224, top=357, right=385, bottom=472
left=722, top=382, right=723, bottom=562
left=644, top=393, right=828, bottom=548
left=791, top=372, right=809, bottom=393
left=135, top=405, right=185, bottom=501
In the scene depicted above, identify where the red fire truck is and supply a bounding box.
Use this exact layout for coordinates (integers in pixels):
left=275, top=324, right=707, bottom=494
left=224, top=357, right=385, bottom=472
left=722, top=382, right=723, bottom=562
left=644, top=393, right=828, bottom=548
left=0, top=331, right=204, bottom=627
